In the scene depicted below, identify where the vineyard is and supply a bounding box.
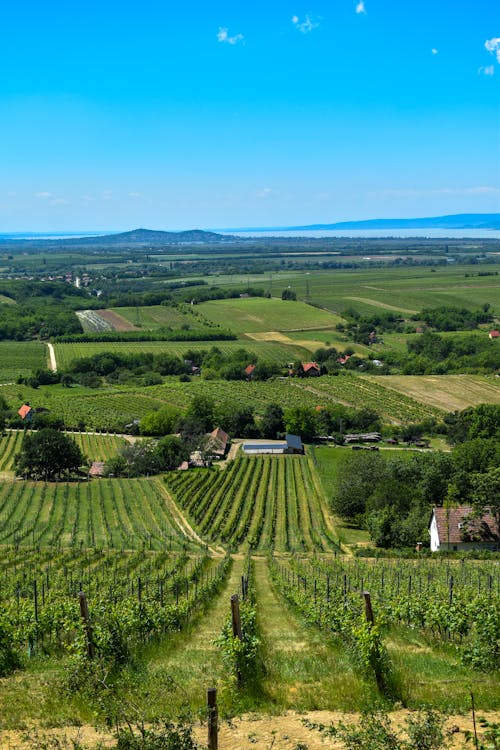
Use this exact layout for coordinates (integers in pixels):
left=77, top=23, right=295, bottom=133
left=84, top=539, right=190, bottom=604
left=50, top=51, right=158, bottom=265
left=0, top=543, right=230, bottom=672
left=0, top=431, right=127, bottom=472
left=53, top=339, right=307, bottom=369
left=0, top=341, right=47, bottom=383
left=164, top=455, right=339, bottom=552
left=0, top=477, right=202, bottom=550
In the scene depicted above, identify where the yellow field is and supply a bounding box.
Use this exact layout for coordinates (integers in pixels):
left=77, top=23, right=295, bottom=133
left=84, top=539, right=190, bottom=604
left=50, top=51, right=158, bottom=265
left=371, top=374, right=500, bottom=412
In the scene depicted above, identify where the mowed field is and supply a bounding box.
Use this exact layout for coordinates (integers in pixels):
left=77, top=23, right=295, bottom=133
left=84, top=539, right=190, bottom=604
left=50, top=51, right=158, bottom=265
left=377, top=374, right=500, bottom=412
left=109, top=304, right=198, bottom=329
left=197, top=296, right=344, bottom=333
left=0, top=341, right=48, bottom=383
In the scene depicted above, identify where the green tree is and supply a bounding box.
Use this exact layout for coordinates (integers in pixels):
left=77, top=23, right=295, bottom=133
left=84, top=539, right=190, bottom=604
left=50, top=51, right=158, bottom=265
left=140, top=406, right=180, bottom=436
left=155, top=436, right=189, bottom=470
left=15, top=428, right=84, bottom=481
left=471, top=466, right=500, bottom=541
left=284, top=406, right=317, bottom=442
left=260, top=404, right=284, bottom=439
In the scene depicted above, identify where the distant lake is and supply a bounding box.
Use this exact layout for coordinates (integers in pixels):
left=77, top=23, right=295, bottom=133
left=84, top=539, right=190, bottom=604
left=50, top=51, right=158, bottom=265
left=223, top=229, right=500, bottom=240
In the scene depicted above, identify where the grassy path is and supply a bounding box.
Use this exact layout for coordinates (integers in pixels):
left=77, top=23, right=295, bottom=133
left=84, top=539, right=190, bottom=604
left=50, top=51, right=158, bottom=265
left=253, top=557, right=369, bottom=711
left=139, top=556, right=245, bottom=717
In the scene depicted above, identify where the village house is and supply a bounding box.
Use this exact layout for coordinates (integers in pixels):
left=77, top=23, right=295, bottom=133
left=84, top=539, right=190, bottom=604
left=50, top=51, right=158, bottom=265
left=244, top=364, right=256, bottom=380
left=18, top=404, right=33, bottom=423
left=206, top=427, right=229, bottom=459
left=429, top=506, right=499, bottom=552
left=489, top=330, right=499, bottom=340
left=301, top=362, right=320, bottom=377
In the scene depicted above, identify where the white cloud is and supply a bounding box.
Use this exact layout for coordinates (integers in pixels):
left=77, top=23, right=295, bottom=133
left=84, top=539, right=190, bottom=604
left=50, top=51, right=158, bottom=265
left=355, top=1, right=366, bottom=15
left=128, top=192, right=144, bottom=198
left=479, top=65, right=495, bottom=76
left=101, top=190, right=113, bottom=200
left=50, top=198, right=69, bottom=206
left=292, top=14, right=319, bottom=33
left=6, top=191, right=16, bottom=197
left=217, top=27, right=244, bottom=45
left=35, top=191, right=52, bottom=199
left=431, top=48, right=438, bottom=55
left=485, top=37, right=500, bottom=63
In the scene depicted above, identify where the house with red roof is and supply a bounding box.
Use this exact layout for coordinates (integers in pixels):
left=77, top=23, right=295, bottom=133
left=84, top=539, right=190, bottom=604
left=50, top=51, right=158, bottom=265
left=244, top=364, right=256, bottom=380
left=301, top=362, right=320, bottom=377
left=18, top=404, right=33, bottom=422
left=489, top=330, right=499, bottom=339
left=429, top=506, right=499, bottom=552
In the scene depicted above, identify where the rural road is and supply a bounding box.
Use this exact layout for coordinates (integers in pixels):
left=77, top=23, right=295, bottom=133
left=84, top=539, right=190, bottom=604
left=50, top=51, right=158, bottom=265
left=47, top=343, right=57, bottom=372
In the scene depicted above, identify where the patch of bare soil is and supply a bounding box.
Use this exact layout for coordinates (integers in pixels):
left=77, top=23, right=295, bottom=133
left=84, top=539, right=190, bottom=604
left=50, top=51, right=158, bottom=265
left=96, top=309, right=139, bottom=331
left=3, top=711, right=498, bottom=750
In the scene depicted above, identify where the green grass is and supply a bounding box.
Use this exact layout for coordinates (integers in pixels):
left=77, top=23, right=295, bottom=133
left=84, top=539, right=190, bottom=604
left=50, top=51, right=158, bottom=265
left=0, top=341, right=47, bottom=383
left=196, top=296, right=344, bottom=333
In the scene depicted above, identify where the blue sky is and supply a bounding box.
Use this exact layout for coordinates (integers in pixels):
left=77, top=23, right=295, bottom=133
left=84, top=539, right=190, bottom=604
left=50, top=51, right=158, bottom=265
left=0, top=0, right=498, bottom=231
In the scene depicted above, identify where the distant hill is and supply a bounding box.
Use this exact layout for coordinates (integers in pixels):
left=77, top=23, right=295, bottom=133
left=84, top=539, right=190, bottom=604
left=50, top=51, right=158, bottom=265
left=59, top=228, right=235, bottom=245
left=286, top=214, right=500, bottom=231
left=0, top=228, right=236, bottom=246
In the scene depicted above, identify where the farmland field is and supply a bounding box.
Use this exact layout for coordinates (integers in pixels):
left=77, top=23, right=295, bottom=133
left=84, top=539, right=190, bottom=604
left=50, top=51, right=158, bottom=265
left=375, top=374, right=500, bottom=412
left=53, top=339, right=307, bottom=369
left=0, top=341, right=47, bottom=382
left=109, top=304, right=200, bottom=329
left=197, top=296, right=344, bottom=332
left=0, top=431, right=128, bottom=472
left=0, top=476, right=201, bottom=550
left=164, top=454, right=339, bottom=552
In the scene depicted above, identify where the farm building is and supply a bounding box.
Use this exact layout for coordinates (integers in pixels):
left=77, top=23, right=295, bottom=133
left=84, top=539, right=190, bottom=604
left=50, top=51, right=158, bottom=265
left=206, top=427, right=229, bottom=458
left=242, top=434, right=303, bottom=455
left=429, top=507, right=499, bottom=552
left=344, top=432, right=382, bottom=444
left=89, top=461, right=105, bottom=478
left=18, top=404, right=33, bottom=422
left=301, top=362, right=320, bottom=376
left=489, top=330, right=499, bottom=340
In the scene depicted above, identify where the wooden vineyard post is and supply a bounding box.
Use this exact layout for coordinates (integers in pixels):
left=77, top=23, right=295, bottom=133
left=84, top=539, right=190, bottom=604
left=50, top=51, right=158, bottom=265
left=231, top=594, right=242, bottom=639
left=363, top=591, right=374, bottom=625
left=230, top=594, right=242, bottom=685
left=207, top=687, right=218, bottom=750
left=78, top=591, right=95, bottom=660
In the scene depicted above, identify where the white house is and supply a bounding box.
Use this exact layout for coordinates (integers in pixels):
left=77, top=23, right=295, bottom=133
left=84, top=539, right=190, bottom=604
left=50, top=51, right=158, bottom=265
left=429, top=506, right=498, bottom=552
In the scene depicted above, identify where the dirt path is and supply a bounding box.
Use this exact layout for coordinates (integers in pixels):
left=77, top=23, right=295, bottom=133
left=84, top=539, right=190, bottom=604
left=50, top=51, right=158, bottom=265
left=153, top=477, right=223, bottom=555
left=47, top=342, right=57, bottom=372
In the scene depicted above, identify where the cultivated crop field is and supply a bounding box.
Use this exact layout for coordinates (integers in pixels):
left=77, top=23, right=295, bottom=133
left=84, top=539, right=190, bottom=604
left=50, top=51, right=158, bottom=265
left=53, top=339, right=307, bottom=369
left=295, top=374, right=444, bottom=421
left=0, top=341, right=47, bottom=383
left=0, top=477, right=201, bottom=550
left=197, top=296, right=344, bottom=333
left=109, top=304, right=199, bottom=330
left=0, top=432, right=128, bottom=472
left=165, top=455, right=339, bottom=552
left=233, top=265, right=500, bottom=316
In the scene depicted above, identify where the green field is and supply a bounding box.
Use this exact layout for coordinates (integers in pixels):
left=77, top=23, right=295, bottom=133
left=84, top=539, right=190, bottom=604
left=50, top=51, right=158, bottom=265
left=0, top=341, right=47, bottom=383
left=204, top=265, right=500, bottom=317
left=0, top=371, right=459, bottom=432
left=0, top=431, right=128, bottom=472
left=197, top=296, right=344, bottom=333
left=110, top=304, right=200, bottom=329
left=0, top=476, right=201, bottom=550
left=53, top=339, right=307, bottom=370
